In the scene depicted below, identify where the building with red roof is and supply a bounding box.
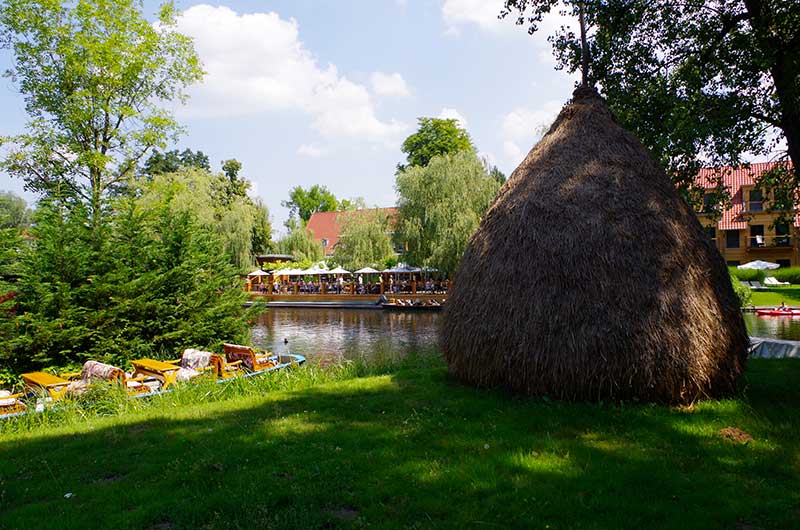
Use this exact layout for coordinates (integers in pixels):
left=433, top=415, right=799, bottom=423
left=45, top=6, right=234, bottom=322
left=306, top=207, right=399, bottom=256
left=697, top=161, right=797, bottom=267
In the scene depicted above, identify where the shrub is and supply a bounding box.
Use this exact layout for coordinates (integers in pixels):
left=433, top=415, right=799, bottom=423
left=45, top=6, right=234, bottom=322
left=730, top=276, right=752, bottom=307
left=728, top=267, right=765, bottom=282
left=771, top=267, right=800, bottom=284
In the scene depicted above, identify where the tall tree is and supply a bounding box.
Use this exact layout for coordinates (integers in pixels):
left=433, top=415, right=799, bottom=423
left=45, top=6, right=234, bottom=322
left=141, top=148, right=211, bottom=176
left=276, top=220, right=324, bottom=262
left=398, top=118, right=476, bottom=172
left=500, top=0, right=800, bottom=207
left=0, top=191, right=31, bottom=229
left=395, top=152, right=500, bottom=275
left=0, top=0, right=203, bottom=244
left=281, top=185, right=340, bottom=225
left=333, top=209, right=395, bottom=270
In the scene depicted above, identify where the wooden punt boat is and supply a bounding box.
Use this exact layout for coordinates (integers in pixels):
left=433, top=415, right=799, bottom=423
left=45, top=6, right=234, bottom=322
left=1, top=352, right=306, bottom=419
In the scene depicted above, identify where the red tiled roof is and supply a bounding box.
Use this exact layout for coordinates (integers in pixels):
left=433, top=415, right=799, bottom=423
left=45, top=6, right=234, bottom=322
left=696, top=161, right=796, bottom=229
left=306, top=207, right=398, bottom=255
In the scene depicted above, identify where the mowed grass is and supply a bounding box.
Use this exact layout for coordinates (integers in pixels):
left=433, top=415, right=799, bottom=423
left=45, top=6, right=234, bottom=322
left=1, top=358, right=798, bottom=530
left=749, top=285, right=800, bottom=306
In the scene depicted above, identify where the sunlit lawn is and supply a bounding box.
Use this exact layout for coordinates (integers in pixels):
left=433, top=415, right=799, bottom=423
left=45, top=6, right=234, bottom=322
left=1, top=359, right=798, bottom=529
left=750, top=285, right=800, bottom=306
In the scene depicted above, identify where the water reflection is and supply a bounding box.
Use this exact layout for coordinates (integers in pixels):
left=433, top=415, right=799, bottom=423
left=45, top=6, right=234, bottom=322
left=250, top=308, right=441, bottom=365
left=743, top=312, right=800, bottom=341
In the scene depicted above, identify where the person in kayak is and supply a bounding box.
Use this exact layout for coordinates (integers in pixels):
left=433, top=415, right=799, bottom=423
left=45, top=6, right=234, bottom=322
left=778, top=301, right=789, bottom=311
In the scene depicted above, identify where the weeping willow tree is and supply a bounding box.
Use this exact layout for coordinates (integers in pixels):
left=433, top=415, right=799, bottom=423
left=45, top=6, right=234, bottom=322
left=333, top=209, right=395, bottom=270
left=137, top=167, right=270, bottom=271
left=276, top=220, right=324, bottom=262
left=395, top=151, right=500, bottom=275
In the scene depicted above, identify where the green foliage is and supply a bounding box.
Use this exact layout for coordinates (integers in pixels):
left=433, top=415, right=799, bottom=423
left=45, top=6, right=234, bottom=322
left=141, top=148, right=211, bottom=176
left=489, top=166, right=507, bottom=185
left=398, top=117, right=475, bottom=172
left=276, top=220, right=324, bottom=262
left=0, top=0, right=203, bottom=235
left=333, top=210, right=396, bottom=270
left=0, top=191, right=31, bottom=228
left=250, top=198, right=274, bottom=255
left=728, top=267, right=765, bottom=282
left=730, top=275, right=752, bottom=307
left=771, top=267, right=800, bottom=285
left=7, top=184, right=249, bottom=371
left=282, top=185, right=340, bottom=225
left=395, top=152, right=500, bottom=275
left=500, top=0, right=800, bottom=209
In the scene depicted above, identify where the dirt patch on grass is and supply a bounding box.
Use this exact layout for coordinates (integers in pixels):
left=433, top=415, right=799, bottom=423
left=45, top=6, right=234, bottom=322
left=719, top=427, right=753, bottom=444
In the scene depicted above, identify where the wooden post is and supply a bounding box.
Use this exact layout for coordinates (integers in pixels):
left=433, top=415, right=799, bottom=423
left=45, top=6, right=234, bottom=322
left=412, top=281, right=417, bottom=294
left=293, top=282, right=298, bottom=295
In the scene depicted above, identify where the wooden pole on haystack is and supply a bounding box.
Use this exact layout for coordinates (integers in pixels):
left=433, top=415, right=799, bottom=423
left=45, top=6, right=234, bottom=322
left=578, top=1, right=590, bottom=88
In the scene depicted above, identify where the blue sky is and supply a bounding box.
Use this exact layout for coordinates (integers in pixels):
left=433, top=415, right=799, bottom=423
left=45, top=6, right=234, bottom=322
left=0, top=0, right=576, bottom=231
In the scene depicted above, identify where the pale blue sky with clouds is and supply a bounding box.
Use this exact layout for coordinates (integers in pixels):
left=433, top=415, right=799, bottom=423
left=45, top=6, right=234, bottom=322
left=0, top=0, right=577, bottom=231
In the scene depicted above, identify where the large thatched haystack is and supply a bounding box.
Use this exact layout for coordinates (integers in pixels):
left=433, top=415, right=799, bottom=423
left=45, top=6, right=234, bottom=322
left=441, top=87, right=748, bottom=404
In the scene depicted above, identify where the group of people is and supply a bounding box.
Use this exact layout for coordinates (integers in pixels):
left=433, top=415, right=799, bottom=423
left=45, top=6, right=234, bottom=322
left=251, top=274, right=450, bottom=295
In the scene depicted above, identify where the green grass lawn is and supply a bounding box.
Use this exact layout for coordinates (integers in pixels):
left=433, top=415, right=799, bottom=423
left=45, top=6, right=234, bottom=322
left=1, top=358, right=798, bottom=530
left=749, top=285, right=800, bottom=306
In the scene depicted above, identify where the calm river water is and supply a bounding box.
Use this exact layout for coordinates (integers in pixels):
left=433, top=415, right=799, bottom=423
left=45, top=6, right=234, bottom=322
left=743, top=312, right=800, bottom=341
left=250, top=309, right=797, bottom=365
left=250, top=308, right=442, bottom=365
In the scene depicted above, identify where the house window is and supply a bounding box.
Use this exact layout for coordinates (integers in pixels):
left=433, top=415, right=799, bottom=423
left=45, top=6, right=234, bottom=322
left=704, top=226, right=716, bottom=242
left=775, top=223, right=791, bottom=247
left=749, top=189, right=763, bottom=212
left=321, top=238, right=329, bottom=248
left=750, top=225, right=765, bottom=247
left=727, top=260, right=740, bottom=267
left=725, top=230, right=740, bottom=249
left=777, top=259, right=791, bottom=268
left=702, top=194, right=718, bottom=214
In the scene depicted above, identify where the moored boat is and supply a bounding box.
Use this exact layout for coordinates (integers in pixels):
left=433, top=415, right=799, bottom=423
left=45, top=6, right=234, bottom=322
left=755, top=309, right=800, bottom=317
left=2, top=351, right=306, bottom=419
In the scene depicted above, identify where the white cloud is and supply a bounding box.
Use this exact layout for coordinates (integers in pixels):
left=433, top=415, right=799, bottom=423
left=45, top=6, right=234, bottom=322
left=370, top=72, right=411, bottom=97
left=442, top=0, right=576, bottom=41
left=438, top=107, right=468, bottom=129
left=297, top=144, right=327, bottom=158
left=500, top=100, right=562, bottom=167
left=441, top=0, right=505, bottom=34
left=175, top=5, right=406, bottom=145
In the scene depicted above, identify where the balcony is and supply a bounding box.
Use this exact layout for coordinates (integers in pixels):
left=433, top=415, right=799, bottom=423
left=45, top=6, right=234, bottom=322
left=747, top=234, right=793, bottom=250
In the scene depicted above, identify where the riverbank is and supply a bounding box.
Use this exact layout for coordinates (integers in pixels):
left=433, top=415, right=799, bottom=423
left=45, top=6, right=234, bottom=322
left=1, top=357, right=798, bottom=529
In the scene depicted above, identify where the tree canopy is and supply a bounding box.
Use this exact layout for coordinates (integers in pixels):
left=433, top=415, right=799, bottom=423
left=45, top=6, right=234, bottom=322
left=333, top=210, right=396, bottom=271
left=0, top=191, right=31, bottom=229
left=395, top=152, right=500, bottom=275
left=0, top=0, right=203, bottom=239
left=282, top=185, right=340, bottom=225
left=142, top=148, right=211, bottom=176
left=398, top=118, right=475, bottom=172
left=276, top=220, right=324, bottom=262
left=500, top=0, right=800, bottom=209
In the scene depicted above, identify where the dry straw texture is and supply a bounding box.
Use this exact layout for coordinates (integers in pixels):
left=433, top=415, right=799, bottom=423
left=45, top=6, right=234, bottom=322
left=441, top=87, right=748, bottom=404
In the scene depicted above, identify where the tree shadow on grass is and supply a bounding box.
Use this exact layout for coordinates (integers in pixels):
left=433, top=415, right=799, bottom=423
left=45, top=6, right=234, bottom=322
left=1, top=361, right=798, bottom=530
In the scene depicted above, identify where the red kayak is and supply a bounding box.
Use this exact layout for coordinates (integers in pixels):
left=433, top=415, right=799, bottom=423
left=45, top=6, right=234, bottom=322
left=755, top=309, right=800, bottom=316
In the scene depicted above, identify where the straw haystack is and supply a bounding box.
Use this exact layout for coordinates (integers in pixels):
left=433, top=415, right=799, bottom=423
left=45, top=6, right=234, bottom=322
left=441, top=87, right=748, bottom=404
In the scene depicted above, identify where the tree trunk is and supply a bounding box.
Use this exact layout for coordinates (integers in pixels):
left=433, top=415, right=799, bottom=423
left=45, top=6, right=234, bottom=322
left=743, top=0, right=800, bottom=177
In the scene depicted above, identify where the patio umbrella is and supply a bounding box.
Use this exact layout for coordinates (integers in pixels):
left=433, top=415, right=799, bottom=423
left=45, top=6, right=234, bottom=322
left=355, top=267, right=380, bottom=274
left=327, top=266, right=351, bottom=275
left=247, top=270, right=270, bottom=276
left=737, top=260, right=780, bottom=270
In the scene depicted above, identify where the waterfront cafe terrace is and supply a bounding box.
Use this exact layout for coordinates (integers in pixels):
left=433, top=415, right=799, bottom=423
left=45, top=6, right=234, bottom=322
left=245, top=263, right=450, bottom=297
